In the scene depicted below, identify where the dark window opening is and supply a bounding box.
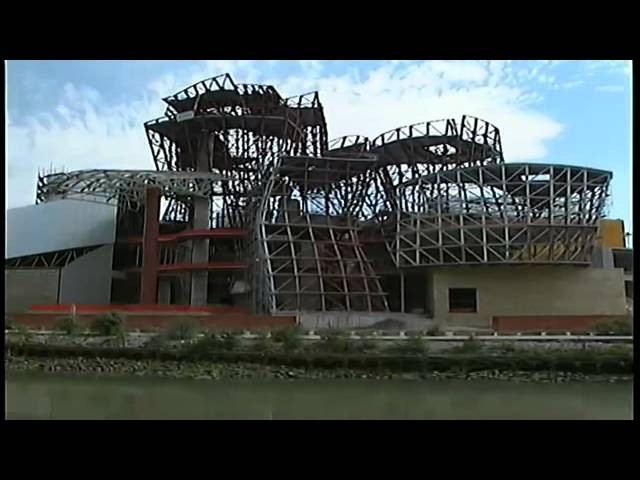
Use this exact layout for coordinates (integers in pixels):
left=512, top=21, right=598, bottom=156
left=449, top=288, right=477, bottom=313
left=625, top=281, right=633, bottom=300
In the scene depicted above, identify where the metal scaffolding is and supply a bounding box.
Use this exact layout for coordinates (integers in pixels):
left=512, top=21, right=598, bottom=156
left=31, top=73, right=613, bottom=314
left=390, top=163, right=611, bottom=266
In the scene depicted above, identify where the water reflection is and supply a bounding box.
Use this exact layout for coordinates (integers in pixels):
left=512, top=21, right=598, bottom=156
left=6, top=373, right=633, bottom=420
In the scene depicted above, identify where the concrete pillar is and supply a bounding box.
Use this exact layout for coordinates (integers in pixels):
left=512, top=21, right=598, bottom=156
left=190, top=196, right=210, bottom=306
left=190, top=134, right=211, bottom=306
left=140, top=187, right=161, bottom=304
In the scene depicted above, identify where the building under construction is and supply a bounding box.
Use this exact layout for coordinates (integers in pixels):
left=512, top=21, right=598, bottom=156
left=5, top=74, right=632, bottom=331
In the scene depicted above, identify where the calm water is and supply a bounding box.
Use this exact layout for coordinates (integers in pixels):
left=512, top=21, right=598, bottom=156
left=5, top=372, right=633, bottom=420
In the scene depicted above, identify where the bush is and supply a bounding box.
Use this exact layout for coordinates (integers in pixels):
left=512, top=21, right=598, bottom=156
left=402, top=336, right=427, bottom=355
left=221, top=331, right=240, bottom=351
left=272, top=327, right=303, bottom=353
left=387, top=336, right=427, bottom=355
left=165, top=320, right=200, bottom=340
left=451, top=337, right=483, bottom=354
left=426, top=325, right=441, bottom=336
left=185, top=334, right=224, bottom=359
left=251, top=332, right=273, bottom=353
left=91, top=313, right=126, bottom=337
left=15, top=324, right=34, bottom=342
left=355, top=339, right=379, bottom=353
left=593, top=319, right=632, bottom=336
left=320, top=330, right=359, bottom=354
left=5, top=316, right=16, bottom=330
left=56, top=315, right=81, bottom=335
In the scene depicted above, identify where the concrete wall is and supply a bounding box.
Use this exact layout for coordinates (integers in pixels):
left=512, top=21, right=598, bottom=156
left=6, top=199, right=117, bottom=259
left=431, top=265, right=627, bottom=328
left=59, top=245, right=114, bottom=305
left=5, top=269, right=60, bottom=314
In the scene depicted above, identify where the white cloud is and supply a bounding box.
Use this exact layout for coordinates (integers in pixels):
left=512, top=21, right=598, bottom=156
left=595, top=85, right=625, bottom=93
left=553, top=80, right=584, bottom=90
left=586, top=60, right=631, bottom=76
left=7, top=60, right=566, bottom=209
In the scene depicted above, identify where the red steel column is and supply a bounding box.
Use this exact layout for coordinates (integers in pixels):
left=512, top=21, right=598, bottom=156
left=140, top=187, right=161, bottom=304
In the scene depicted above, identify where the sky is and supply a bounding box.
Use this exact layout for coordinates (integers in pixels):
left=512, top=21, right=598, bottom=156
left=5, top=59, right=633, bottom=233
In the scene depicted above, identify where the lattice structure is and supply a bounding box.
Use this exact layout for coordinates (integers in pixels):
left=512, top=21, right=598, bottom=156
left=391, top=163, right=611, bottom=266
left=30, top=74, right=614, bottom=314
left=5, top=246, right=101, bottom=269
left=257, top=155, right=387, bottom=313
left=36, top=169, right=227, bottom=212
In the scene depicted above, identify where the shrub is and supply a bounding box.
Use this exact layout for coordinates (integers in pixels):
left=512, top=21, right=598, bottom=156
left=387, top=336, right=427, bottom=355
left=320, top=330, right=359, bottom=354
left=91, top=312, right=126, bottom=337
left=185, top=333, right=226, bottom=359
left=272, top=327, right=304, bottom=353
left=221, top=331, right=240, bottom=351
left=426, top=325, right=441, bottom=336
left=251, top=332, right=273, bottom=353
left=5, top=315, right=16, bottom=330
left=593, top=319, right=632, bottom=336
left=56, top=315, right=81, bottom=335
left=15, top=325, right=34, bottom=343
left=402, top=336, right=427, bottom=354
left=355, top=339, right=379, bottom=353
left=451, top=337, right=483, bottom=354
left=165, top=319, right=200, bottom=340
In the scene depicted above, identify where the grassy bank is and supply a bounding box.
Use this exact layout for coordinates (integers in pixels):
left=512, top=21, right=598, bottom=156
left=5, top=338, right=633, bottom=378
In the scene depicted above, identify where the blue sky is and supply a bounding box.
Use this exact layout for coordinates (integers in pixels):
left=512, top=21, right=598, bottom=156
left=5, top=60, right=632, bottom=233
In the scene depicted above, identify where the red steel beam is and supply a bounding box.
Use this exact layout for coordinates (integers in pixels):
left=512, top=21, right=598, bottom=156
left=125, top=228, right=248, bottom=244
left=130, top=262, right=248, bottom=274
left=140, top=187, right=161, bottom=304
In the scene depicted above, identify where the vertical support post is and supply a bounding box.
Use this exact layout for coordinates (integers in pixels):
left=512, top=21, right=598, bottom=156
left=190, top=132, right=211, bottom=306
left=400, top=271, right=405, bottom=313
left=140, top=186, right=161, bottom=304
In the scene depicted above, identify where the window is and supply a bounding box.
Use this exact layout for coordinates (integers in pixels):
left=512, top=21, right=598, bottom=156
left=625, top=281, right=633, bottom=300
left=449, top=288, right=477, bottom=313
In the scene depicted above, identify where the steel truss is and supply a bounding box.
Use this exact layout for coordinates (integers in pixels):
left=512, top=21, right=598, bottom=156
left=390, top=163, right=611, bottom=266
left=36, top=169, right=227, bottom=212
left=31, top=74, right=614, bottom=315
left=257, top=155, right=388, bottom=313
left=5, top=246, right=101, bottom=269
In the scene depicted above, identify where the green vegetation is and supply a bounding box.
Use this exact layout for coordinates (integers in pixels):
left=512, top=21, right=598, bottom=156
left=165, top=320, right=201, bottom=341
left=593, top=318, right=632, bottom=336
left=272, top=327, right=303, bottom=353
left=56, top=316, right=81, bottom=335
left=450, top=337, right=483, bottom=354
left=91, top=313, right=126, bottom=338
left=398, top=336, right=427, bottom=355
left=426, top=325, right=441, bottom=336
left=319, top=330, right=359, bottom=353
left=251, top=332, right=273, bottom=353
left=15, top=325, right=33, bottom=343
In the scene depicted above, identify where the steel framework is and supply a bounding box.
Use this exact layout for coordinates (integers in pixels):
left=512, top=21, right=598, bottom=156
left=36, top=169, right=227, bottom=212
left=390, top=163, right=611, bottom=266
left=30, top=73, right=613, bottom=314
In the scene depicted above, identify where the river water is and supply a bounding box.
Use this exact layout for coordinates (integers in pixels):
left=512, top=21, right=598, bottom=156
left=5, top=372, right=633, bottom=420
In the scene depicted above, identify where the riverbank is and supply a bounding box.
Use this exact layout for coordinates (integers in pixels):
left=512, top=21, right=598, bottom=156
left=5, top=326, right=633, bottom=384
left=5, top=353, right=633, bottom=384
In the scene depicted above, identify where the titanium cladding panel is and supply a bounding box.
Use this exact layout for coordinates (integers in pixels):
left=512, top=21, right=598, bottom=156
left=6, top=199, right=117, bottom=259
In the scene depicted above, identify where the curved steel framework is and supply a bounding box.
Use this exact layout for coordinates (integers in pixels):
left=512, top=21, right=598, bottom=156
left=391, top=163, right=611, bottom=266
left=36, top=169, right=227, bottom=211
left=33, top=73, right=613, bottom=314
